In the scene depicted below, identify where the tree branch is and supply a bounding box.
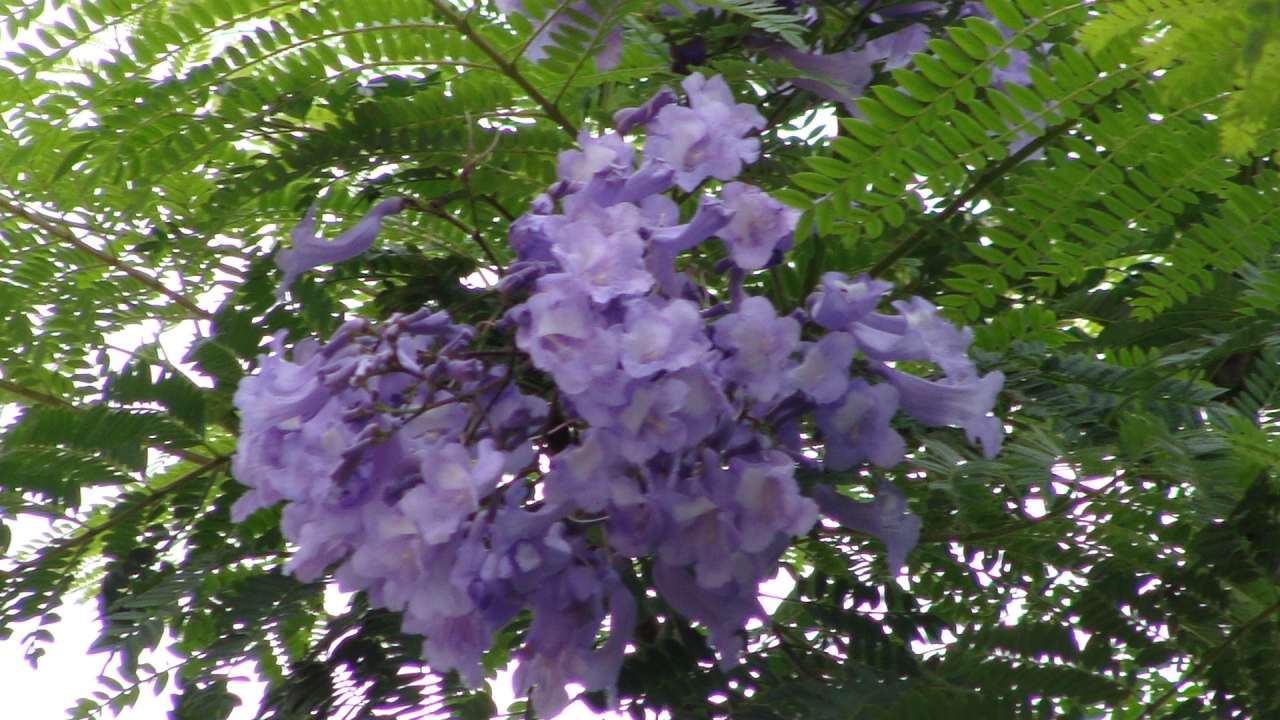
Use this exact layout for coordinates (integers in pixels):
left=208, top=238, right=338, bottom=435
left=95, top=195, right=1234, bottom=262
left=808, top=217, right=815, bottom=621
left=868, top=118, right=1074, bottom=278
left=420, top=0, right=580, bottom=139
left=0, top=378, right=214, bottom=465
left=2, top=455, right=229, bottom=576
left=0, top=196, right=214, bottom=321
left=1135, top=598, right=1280, bottom=720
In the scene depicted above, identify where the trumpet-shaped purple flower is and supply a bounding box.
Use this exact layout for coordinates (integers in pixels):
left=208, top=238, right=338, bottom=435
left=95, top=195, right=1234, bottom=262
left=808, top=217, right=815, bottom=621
left=865, top=23, right=932, bottom=70
left=557, top=132, right=676, bottom=207
left=713, top=296, right=800, bottom=402
left=557, top=131, right=635, bottom=186
left=764, top=42, right=880, bottom=113
left=612, top=377, right=693, bottom=463
left=511, top=275, right=620, bottom=394
left=644, top=73, right=766, bottom=191
left=878, top=364, right=1005, bottom=458
left=647, top=195, right=734, bottom=296
left=276, top=198, right=410, bottom=299
left=786, top=331, right=857, bottom=404
left=614, top=86, right=679, bottom=133
left=620, top=298, right=711, bottom=377
left=399, top=440, right=506, bottom=545
left=725, top=452, right=818, bottom=553
left=716, top=183, right=800, bottom=270
left=807, top=272, right=894, bottom=331
left=813, top=484, right=921, bottom=574
left=814, top=378, right=906, bottom=470
left=543, top=431, right=620, bottom=512
left=853, top=296, right=977, bottom=379
left=551, top=221, right=654, bottom=303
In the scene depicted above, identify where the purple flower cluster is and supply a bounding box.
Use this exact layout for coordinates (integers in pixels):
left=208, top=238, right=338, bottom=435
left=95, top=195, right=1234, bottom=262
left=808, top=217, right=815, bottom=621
left=232, top=310, right=637, bottom=715
left=234, top=75, right=1004, bottom=717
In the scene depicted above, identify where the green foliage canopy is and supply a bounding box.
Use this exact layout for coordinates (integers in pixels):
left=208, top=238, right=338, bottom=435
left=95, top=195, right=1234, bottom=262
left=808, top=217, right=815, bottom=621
left=2, top=0, right=1280, bottom=718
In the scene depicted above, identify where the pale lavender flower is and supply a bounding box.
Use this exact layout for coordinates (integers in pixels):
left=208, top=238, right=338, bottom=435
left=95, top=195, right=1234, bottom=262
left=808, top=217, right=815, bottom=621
left=658, top=494, right=741, bottom=588
left=725, top=451, right=818, bottom=553
left=813, top=484, right=921, bottom=574
left=509, top=195, right=564, bottom=264
left=716, top=182, right=800, bottom=270
left=852, top=296, right=977, bottom=379
left=280, top=500, right=363, bottom=583
left=644, top=73, right=766, bottom=191
left=543, top=431, right=620, bottom=513
left=612, top=377, right=693, bottom=463
left=647, top=195, right=734, bottom=296
left=878, top=364, right=1004, bottom=458
left=765, top=43, right=879, bottom=113
left=398, top=440, right=506, bottom=545
left=510, top=275, right=620, bottom=394
left=865, top=22, right=932, bottom=70
left=806, top=271, right=893, bottom=331
left=233, top=335, right=330, bottom=430
left=712, top=296, right=801, bottom=402
left=550, top=221, right=654, bottom=303
left=786, top=331, right=857, bottom=404
left=276, top=198, right=410, bottom=299
left=557, top=131, right=634, bottom=188
left=619, top=297, right=711, bottom=377
left=665, top=364, right=731, bottom=446
left=814, top=378, right=906, bottom=469
left=614, top=86, right=679, bottom=133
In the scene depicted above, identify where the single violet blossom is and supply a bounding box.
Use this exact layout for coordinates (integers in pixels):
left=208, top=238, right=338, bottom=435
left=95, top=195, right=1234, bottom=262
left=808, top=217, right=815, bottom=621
left=276, top=197, right=410, bottom=300
left=726, top=451, right=819, bottom=553
left=619, top=297, right=711, bottom=378
left=814, top=378, right=906, bottom=470
left=716, top=182, right=800, bottom=270
left=712, top=295, right=801, bottom=402
left=550, top=221, right=654, bottom=303
left=813, top=484, right=921, bottom=574
left=644, top=73, right=766, bottom=191
left=806, top=271, right=894, bottom=331
left=852, top=296, right=977, bottom=379
left=614, top=86, right=679, bottom=133
left=878, top=364, right=1005, bottom=458
left=786, top=331, right=857, bottom=404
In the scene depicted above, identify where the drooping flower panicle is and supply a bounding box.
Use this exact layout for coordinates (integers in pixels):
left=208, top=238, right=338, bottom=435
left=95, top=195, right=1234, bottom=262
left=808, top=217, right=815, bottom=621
left=235, top=74, right=1004, bottom=717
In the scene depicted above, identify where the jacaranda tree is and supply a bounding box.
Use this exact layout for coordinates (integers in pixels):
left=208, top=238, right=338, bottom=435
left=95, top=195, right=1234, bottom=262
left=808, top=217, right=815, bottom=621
left=2, top=0, right=1280, bottom=718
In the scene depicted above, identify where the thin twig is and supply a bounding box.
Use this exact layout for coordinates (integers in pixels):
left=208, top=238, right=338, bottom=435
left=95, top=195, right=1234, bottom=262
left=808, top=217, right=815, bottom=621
left=2, top=455, right=229, bottom=574
left=1135, top=598, right=1280, bottom=720
left=420, top=0, right=580, bottom=138
left=867, top=118, right=1074, bottom=278
left=919, top=477, right=1116, bottom=544
left=0, top=379, right=213, bottom=465
left=0, top=196, right=214, bottom=320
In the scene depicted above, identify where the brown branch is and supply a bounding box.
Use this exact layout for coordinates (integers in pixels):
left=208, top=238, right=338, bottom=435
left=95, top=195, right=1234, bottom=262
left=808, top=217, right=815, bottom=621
left=0, top=378, right=75, bottom=409
left=2, top=455, right=229, bottom=574
left=420, top=0, right=580, bottom=139
left=868, top=118, right=1074, bottom=278
left=0, top=378, right=214, bottom=465
left=1135, top=598, right=1280, bottom=720
left=0, top=196, right=214, bottom=320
